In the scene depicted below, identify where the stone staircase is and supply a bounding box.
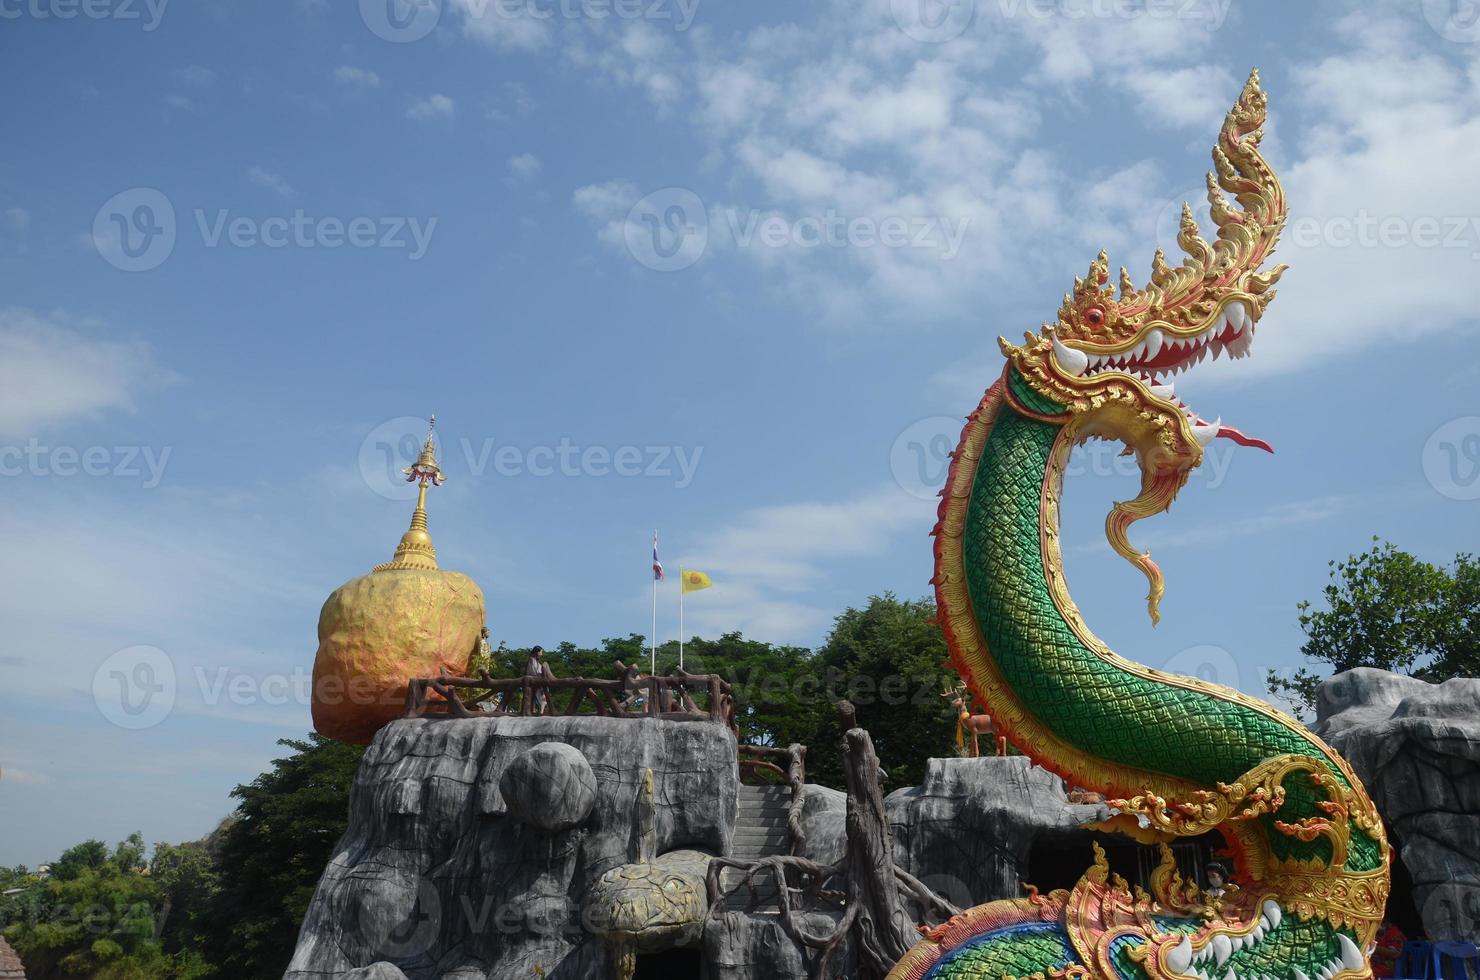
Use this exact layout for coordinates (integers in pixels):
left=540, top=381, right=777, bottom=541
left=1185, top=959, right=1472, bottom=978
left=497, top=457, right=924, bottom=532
left=722, top=783, right=791, bottom=910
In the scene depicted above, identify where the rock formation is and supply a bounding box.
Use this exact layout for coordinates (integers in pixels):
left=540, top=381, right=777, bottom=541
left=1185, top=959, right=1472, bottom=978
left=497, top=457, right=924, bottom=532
left=287, top=715, right=1107, bottom=979
left=285, top=715, right=736, bottom=979
left=1314, top=667, right=1480, bottom=942
left=290, top=673, right=1480, bottom=978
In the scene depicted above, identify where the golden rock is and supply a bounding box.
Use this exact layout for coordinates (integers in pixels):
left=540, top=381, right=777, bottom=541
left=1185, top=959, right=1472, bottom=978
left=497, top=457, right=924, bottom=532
left=311, top=417, right=485, bottom=744
left=311, top=566, right=483, bottom=744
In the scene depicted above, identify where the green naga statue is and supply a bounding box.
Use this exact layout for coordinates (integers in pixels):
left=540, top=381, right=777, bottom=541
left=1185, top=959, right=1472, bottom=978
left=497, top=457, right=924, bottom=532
left=889, top=70, right=1389, bottom=980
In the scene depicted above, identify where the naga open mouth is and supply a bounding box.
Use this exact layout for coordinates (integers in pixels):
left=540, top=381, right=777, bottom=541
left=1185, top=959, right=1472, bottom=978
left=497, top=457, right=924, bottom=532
left=1049, top=299, right=1273, bottom=454
left=1162, top=900, right=1367, bottom=980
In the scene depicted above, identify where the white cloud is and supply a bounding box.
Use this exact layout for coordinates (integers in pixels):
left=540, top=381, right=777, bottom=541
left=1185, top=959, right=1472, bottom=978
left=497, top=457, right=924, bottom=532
left=1119, top=65, right=1240, bottom=129
left=450, top=0, right=550, bottom=51
left=0, top=309, right=163, bottom=439
left=671, top=487, right=934, bottom=644
left=572, top=179, right=641, bottom=250
left=172, top=64, right=217, bottom=88
left=1071, top=495, right=1353, bottom=555
left=247, top=166, right=295, bottom=199
left=487, top=0, right=1480, bottom=374
left=485, top=80, right=535, bottom=122
left=406, top=93, right=455, bottom=121
left=505, top=152, right=542, bottom=184
left=333, top=65, right=380, bottom=88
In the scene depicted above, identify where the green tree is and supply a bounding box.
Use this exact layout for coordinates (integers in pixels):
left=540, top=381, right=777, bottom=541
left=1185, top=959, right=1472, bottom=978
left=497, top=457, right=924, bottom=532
left=202, top=734, right=364, bottom=980
left=669, top=632, right=823, bottom=750
left=1267, top=539, right=1480, bottom=715
left=49, top=840, right=110, bottom=881
left=149, top=839, right=220, bottom=957
left=3, top=834, right=209, bottom=980
left=803, top=594, right=957, bottom=789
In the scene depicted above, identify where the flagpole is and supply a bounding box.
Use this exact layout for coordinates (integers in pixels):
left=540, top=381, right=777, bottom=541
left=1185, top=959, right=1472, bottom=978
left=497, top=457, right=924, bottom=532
left=679, top=585, right=685, bottom=672
left=651, top=529, right=657, bottom=675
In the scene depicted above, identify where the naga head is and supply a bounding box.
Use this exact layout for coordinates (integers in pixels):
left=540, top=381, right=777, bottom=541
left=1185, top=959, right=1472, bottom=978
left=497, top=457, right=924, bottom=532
left=1002, top=68, right=1286, bottom=623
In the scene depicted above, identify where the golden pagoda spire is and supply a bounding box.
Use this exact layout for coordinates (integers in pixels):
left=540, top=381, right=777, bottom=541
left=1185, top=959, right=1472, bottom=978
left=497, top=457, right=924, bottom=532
left=374, top=415, right=446, bottom=572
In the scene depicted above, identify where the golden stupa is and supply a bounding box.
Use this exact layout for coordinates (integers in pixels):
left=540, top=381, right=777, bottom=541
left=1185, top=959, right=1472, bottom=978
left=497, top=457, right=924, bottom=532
left=311, top=417, right=486, bottom=744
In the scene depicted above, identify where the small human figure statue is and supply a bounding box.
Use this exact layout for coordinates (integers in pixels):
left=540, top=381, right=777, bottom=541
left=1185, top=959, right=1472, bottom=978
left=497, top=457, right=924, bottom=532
left=1201, top=862, right=1238, bottom=918
left=525, top=645, right=553, bottom=715
left=476, top=626, right=503, bottom=713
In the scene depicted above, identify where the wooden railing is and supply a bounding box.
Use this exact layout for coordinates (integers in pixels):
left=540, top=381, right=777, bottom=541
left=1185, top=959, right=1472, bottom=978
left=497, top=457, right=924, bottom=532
left=403, top=660, right=736, bottom=730
left=737, top=743, right=809, bottom=856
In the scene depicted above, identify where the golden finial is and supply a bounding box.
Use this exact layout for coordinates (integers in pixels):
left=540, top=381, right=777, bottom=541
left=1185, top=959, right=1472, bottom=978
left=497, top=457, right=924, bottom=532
left=374, top=416, right=444, bottom=572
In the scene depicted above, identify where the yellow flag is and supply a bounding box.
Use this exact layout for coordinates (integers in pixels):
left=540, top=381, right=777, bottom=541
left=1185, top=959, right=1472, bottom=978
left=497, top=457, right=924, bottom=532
left=680, top=569, right=713, bottom=593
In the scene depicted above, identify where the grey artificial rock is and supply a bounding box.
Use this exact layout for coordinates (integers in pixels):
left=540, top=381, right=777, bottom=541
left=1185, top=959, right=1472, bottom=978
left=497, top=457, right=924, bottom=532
left=704, top=912, right=811, bottom=979
left=499, top=741, right=598, bottom=832
left=287, top=723, right=1137, bottom=979
left=343, top=965, right=411, bottom=980
left=284, top=715, right=737, bottom=980
left=795, top=783, right=846, bottom=866
left=1314, top=668, right=1480, bottom=942
left=886, top=755, right=1112, bottom=909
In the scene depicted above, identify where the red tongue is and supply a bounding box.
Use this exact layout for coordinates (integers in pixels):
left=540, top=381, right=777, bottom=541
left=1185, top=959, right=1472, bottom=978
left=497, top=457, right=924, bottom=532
left=1215, top=425, right=1274, bottom=453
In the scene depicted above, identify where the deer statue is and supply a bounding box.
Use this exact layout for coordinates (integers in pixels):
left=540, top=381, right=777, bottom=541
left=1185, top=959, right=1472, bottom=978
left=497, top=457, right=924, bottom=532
left=942, top=684, right=1003, bottom=758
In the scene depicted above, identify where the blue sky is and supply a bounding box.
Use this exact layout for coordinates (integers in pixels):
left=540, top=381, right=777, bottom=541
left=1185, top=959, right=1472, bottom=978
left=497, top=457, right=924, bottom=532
left=2, top=0, right=1478, bottom=865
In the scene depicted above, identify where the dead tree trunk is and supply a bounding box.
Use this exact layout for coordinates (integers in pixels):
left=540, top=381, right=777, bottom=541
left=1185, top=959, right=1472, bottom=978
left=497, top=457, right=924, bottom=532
left=840, top=722, right=914, bottom=975
left=709, top=701, right=959, bottom=980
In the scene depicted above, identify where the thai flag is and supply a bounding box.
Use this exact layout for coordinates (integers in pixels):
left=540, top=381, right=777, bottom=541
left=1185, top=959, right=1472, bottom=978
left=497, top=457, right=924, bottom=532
left=652, top=532, right=664, bottom=581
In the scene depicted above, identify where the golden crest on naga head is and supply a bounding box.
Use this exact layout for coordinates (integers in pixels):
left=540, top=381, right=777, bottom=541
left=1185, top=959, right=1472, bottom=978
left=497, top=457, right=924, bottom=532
left=1000, top=69, right=1289, bottom=625
left=1007, top=68, right=1286, bottom=410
